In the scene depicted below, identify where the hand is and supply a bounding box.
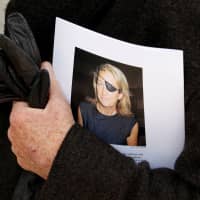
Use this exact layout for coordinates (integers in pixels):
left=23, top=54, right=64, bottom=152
left=8, top=62, right=75, bottom=179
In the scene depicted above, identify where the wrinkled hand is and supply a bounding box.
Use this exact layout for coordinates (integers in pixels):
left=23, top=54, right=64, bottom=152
left=8, top=62, right=75, bottom=179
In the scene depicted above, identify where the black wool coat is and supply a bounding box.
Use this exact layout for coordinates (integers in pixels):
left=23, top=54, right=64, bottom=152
left=1, top=0, right=200, bottom=199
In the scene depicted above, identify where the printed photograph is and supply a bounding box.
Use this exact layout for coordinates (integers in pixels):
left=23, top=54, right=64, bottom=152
left=71, top=47, right=146, bottom=146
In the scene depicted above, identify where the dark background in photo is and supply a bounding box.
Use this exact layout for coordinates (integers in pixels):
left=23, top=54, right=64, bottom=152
left=71, top=47, right=146, bottom=146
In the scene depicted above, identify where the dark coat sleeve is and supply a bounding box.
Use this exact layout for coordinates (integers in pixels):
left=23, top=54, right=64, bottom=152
left=38, top=124, right=200, bottom=200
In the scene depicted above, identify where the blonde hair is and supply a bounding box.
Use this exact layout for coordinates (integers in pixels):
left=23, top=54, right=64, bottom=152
left=93, top=63, right=132, bottom=116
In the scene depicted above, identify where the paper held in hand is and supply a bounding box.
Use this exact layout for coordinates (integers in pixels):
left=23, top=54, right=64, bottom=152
left=53, top=17, right=185, bottom=169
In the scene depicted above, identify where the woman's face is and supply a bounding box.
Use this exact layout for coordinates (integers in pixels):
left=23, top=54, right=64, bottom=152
left=96, top=70, right=123, bottom=108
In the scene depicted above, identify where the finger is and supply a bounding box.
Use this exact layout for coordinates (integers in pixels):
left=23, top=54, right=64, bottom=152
left=41, top=62, right=65, bottom=102
left=41, top=62, right=56, bottom=82
left=7, top=126, right=14, bottom=142
left=16, top=156, right=29, bottom=171
left=10, top=144, right=23, bottom=158
left=10, top=101, right=29, bottom=125
left=12, top=101, right=29, bottom=111
left=8, top=130, right=26, bottom=159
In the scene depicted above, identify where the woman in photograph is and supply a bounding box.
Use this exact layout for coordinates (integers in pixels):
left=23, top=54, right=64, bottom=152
left=78, top=63, right=139, bottom=146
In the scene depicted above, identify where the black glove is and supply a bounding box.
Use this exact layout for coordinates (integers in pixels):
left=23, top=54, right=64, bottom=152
left=0, top=12, right=49, bottom=108
left=0, top=12, right=50, bottom=200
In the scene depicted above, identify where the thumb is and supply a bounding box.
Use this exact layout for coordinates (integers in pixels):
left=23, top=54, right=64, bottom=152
left=40, top=62, right=65, bottom=106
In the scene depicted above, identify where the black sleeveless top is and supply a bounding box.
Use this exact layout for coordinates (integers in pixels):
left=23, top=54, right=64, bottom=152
left=80, top=102, right=137, bottom=145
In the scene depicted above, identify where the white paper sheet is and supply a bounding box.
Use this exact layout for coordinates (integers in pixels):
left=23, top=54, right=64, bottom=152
left=53, top=17, right=185, bottom=169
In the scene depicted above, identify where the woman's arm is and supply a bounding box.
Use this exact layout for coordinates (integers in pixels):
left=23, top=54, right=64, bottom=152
left=126, top=122, right=139, bottom=146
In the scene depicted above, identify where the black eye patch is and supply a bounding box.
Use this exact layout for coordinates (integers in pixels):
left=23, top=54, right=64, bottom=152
left=105, top=80, right=118, bottom=92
